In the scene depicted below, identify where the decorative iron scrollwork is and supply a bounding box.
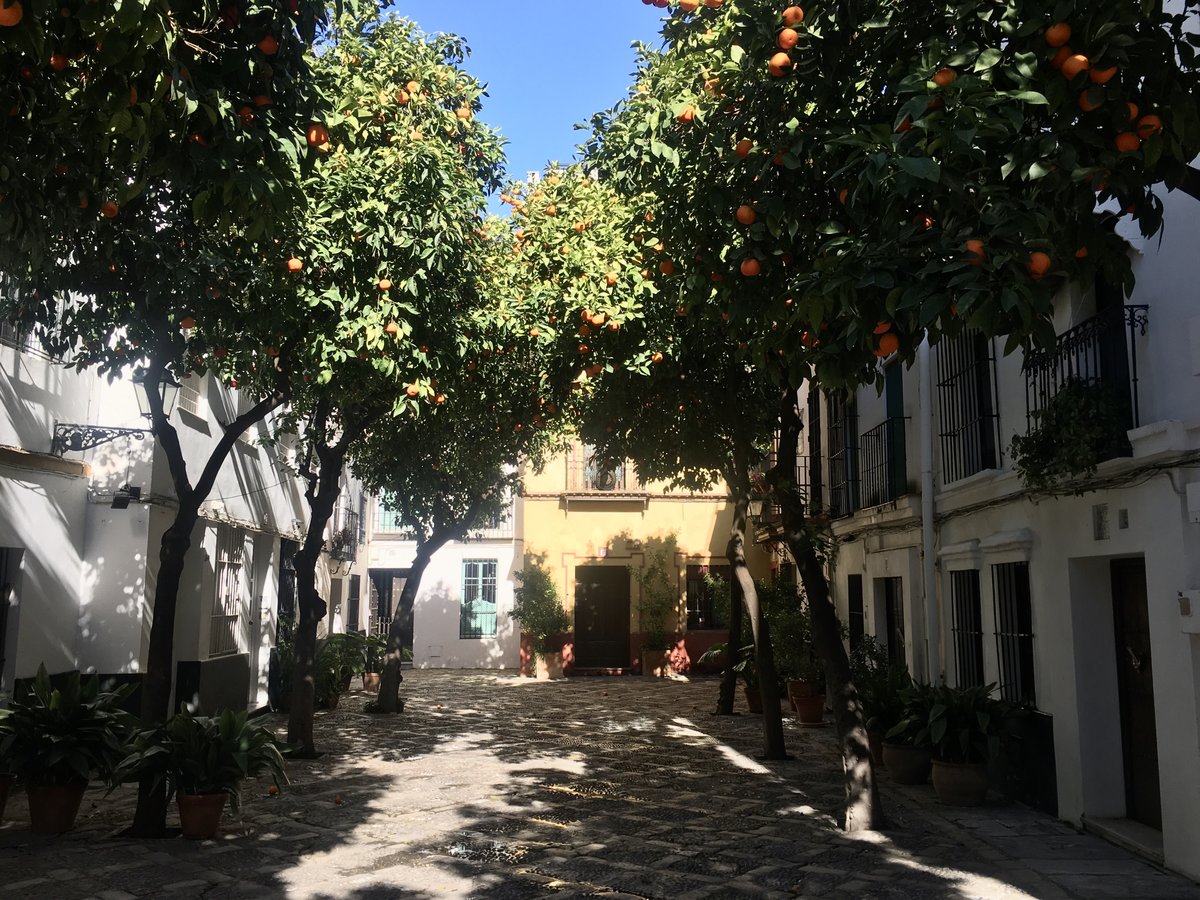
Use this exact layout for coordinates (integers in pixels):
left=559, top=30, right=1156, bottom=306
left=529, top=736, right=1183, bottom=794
left=51, top=423, right=152, bottom=457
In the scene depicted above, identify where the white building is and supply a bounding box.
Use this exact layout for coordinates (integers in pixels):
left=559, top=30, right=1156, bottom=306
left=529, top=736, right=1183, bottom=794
left=365, top=495, right=521, bottom=669
left=0, top=337, right=369, bottom=713
left=802, top=187, right=1200, bottom=879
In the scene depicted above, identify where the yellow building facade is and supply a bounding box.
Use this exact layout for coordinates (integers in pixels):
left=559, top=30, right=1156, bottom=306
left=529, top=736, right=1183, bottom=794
left=519, top=443, right=773, bottom=674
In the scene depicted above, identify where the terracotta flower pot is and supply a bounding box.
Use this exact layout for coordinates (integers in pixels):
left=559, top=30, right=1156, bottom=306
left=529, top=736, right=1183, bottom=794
left=0, top=774, right=13, bottom=823
left=932, top=760, right=990, bottom=806
left=26, top=782, right=87, bottom=834
left=362, top=672, right=381, bottom=691
left=535, top=651, right=564, bottom=680
left=787, top=681, right=826, bottom=725
left=178, top=792, right=228, bottom=840
left=743, top=684, right=763, bottom=713
left=881, top=743, right=932, bottom=785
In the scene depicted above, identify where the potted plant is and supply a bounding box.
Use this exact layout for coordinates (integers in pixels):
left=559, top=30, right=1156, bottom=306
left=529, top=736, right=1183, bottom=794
left=362, top=634, right=387, bottom=691
left=325, top=631, right=367, bottom=692
left=697, top=642, right=761, bottom=712
left=115, top=708, right=288, bottom=839
left=882, top=681, right=936, bottom=785
left=0, top=665, right=135, bottom=833
left=851, top=637, right=912, bottom=764
left=314, top=637, right=344, bottom=709
left=926, top=683, right=1008, bottom=805
left=763, top=581, right=825, bottom=724
left=510, top=562, right=570, bottom=680
left=637, top=543, right=677, bottom=677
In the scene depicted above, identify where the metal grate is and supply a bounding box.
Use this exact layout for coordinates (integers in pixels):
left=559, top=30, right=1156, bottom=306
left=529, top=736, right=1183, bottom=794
left=328, top=509, right=360, bottom=562
left=950, top=570, right=985, bottom=688
left=827, top=392, right=858, bottom=519
left=937, top=330, right=1001, bottom=484
left=807, top=389, right=824, bottom=513
left=993, top=562, right=1035, bottom=705
left=569, top=445, right=633, bottom=492
left=686, top=564, right=731, bottom=630
left=882, top=577, right=905, bottom=668
left=374, top=502, right=416, bottom=537
left=210, top=528, right=244, bottom=658
left=1023, top=304, right=1148, bottom=434
left=858, top=417, right=906, bottom=508
left=459, top=559, right=498, bottom=638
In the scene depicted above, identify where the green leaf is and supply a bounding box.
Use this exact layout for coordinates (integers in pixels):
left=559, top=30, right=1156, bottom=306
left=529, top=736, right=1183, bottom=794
left=896, top=157, right=941, bottom=182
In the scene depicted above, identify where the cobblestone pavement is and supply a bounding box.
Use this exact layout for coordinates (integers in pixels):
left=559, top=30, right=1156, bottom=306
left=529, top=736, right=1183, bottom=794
left=1, top=671, right=1197, bottom=899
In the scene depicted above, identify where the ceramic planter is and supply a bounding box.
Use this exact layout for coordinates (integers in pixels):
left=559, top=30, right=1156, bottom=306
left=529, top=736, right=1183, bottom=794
left=26, top=782, right=87, bottom=834
left=178, top=792, right=228, bottom=840
left=362, top=672, right=381, bottom=691
left=535, top=651, right=564, bottom=680
left=881, top=743, right=932, bottom=785
left=932, top=760, right=990, bottom=806
left=641, top=649, right=671, bottom=677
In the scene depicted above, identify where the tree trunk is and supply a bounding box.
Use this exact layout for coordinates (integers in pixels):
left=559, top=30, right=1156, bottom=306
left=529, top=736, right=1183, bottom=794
left=772, top=385, right=883, bottom=831
left=287, top=448, right=343, bottom=757
left=728, top=479, right=787, bottom=760
left=375, top=550, right=433, bottom=714
left=131, top=512, right=196, bottom=837
left=715, top=575, right=743, bottom=715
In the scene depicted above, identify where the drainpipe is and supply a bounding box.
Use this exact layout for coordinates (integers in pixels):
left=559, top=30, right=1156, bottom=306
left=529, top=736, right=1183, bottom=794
left=919, top=337, right=940, bottom=683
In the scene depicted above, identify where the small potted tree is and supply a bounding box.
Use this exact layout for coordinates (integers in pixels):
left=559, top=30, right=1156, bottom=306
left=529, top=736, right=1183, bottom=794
left=510, top=561, right=570, bottom=680
left=762, top=580, right=825, bottom=724
left=883, top=681, right=936, bottom=785
left=637, top=544, right=677, bottom=677
left=927, top=683, right=1008, bottom=805
left=852, top=637, right=912, bottom=764
left=0, top=665, right=135, bottom=833
left=362, top=634, right=387, bottom=691
left=697, top=642, right=761, bottom=712
left=115, top=708, right=288, bottom=839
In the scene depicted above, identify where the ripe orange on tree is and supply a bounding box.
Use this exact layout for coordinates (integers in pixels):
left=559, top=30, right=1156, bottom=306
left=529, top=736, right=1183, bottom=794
left=306, top=122, right=329, bottom=147
left=49, top=53, right=67, bottom=72
left=405, top=384, right=419, bottom=397
left=1027, top=251, right=1052, bottom=280
left=605, top=272, right=618, bottom=286
left=735, top=204, right=757, bottom=225
left=873, top=321, right=892, bottom=335
left=875, top=332, right=900, bottom=356
left=1061, top=54, right=1089, bottom=80
left=781, top=5, right=804, bottom=27
left=740, top=258, right=761, bottom=277
left=0, top=1, right=23, bottom=26
left=1079, top=91, right=1103, bottom=113
left=101, top=200, right=119, bottom=218
left=651, top=351, right=664, bottom=364
left=180, top=316, right=196, bottom=329
left=778, top=28, right=799, bottom=51
left=659, top=259, right=675, bottom=275
left=734, top=138, right=753, bottom=157
left=933, top=67, right=957, bottom=87
left=1115, top=132, right=1141, bottom=152
left=1090, top=66, right=1117, bottom=85
left=385, top=321, right=399, bottom=335
left=1044, top=23, right=1071, bottom=48
left=258, top=34, right=279, bottom=56
left=677, top=105, right=696, bottom=123
left=286, top=257, right=303, bottom=272
left=378, top=278, right=392, bottom=291
left=1137, top=114, right=1163, bottom=138
left=768, top=52, right=792, bottom=77
left=965, top=239, right=987, bottom=265
left=1050, top=46, right=1073, bottom=71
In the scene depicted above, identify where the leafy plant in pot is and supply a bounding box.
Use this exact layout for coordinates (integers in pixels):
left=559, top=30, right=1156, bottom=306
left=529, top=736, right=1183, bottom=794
left=324, top=631, right=367, bottom=693
left=851, top=637, right=912, bottom=764
left=697, top=642, right=761, bottom=712
left=362, top=633, right=387, bottom=691
left=763, top=581, right=825, bottom=724
left=114, top=708, right=288, bottom=839
left=0, top=665, right=135, bottom=833
left=637, top=541, right=678, bottom=677
left=926, top=683, right=1009, bottom=806
left=511, top=560, right=570, bottom=680
left=882, top=681, right=936, bottom=785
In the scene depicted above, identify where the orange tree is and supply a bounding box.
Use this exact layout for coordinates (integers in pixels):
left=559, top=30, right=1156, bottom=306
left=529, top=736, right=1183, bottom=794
left=586, top=0, right=1200, bottom=830
left=267, top=15, right=505, bottom=754
left=0, top=0, right=374, bottom=835
left=346, top=165, right=651, bottom=714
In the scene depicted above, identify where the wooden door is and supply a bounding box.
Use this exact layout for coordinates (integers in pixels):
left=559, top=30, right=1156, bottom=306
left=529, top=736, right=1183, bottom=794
left=573, top=566, right=630, bottom=668
left=1111, top=558, right=1161, bottom=830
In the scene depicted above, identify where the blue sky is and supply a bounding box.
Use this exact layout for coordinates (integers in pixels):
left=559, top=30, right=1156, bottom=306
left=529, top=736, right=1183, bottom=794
left=389, top=1, right=664, bottom=187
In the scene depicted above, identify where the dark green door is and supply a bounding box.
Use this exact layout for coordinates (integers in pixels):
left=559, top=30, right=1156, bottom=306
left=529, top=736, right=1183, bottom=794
left=573, top=566, right=630, bottom=669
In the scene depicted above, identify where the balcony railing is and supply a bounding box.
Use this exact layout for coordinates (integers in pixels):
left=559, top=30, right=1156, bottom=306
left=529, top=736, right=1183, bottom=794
left=328, top=510, right=360, bottom=562
left=568, top=455, right=637, bottom=492
left=1023, top=304, right=1149, bottom=435
left=858, top=417, right=908, bottom=509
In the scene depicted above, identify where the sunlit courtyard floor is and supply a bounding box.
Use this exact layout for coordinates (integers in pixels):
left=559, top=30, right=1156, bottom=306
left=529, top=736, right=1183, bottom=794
left=1, top=670, right=1197, bottom=899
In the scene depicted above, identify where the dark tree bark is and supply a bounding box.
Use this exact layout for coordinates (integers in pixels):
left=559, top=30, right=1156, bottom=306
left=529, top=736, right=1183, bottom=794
left=132, top=346, right=286, bottom=837
left=727, top=449, right=787, bottom=760
left=770, top=386, right=883, bottom=831
left=715, top=574, right=743, bottom=715
left=375, top=547, right=434, bottom=714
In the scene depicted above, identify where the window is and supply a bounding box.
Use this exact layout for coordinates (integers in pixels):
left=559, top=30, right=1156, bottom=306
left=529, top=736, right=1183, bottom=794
left=882, top=577, right=905, bottom=667
left=0, top=549, right=19, bottom=690
left=686, top=564, right=731, bottom=630
left=210, top=528, right=245, bottom=657
left=460, top=559, right=498, bottom=638
left=827, top=391, right=859, bottom=518
left=807, top=389, right=824, bottom=512
left=936, top=330, right=1000, bottom=484
left=993, top=562, right=1035, bottom=705
left=374, top=501, right=415, bottom=537
left=347, top=575, right=361, bottom=633
left=847, top=574, right=865, bottom=651
left=950, top=570, right=985, bottom=688
left=571, top=444, right=629, bottom=492
left=178, top=374, right=204, bottom=417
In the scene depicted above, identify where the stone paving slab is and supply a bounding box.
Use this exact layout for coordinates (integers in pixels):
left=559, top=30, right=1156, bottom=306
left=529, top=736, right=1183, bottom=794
left=0, top=670, right=1197, bottom=899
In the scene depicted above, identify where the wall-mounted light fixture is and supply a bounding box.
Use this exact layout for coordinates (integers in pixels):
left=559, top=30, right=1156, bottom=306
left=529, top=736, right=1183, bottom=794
left=51, top=371, right=180, bottom=457
left=111, top=484, right=142, bottom=510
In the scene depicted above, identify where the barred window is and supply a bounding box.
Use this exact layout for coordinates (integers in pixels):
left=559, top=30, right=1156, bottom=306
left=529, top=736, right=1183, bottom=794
left=686, top=564, right=730, bottom=630
left=827, top=392, right=859, bottom=518
left=847, top=574, right=865, bottom=651
left=937, top=330, right=1000, bottom=484
left=460, top=559, right=498, bottom=639
left=210, top=528, right=245, bottom=658
left=950, top=570, right=985, bottom=688
left=993, top=562, right=1035, bottom=705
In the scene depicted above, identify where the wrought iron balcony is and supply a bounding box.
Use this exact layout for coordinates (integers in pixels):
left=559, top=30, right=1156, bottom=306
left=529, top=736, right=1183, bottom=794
left=568, top=454, right=637, bottom=493
left=1023, top=304, right=1149, bottom=447
left=858, top=417, right=908, bottom=509
left=328, top=510, right=360, bottom=562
